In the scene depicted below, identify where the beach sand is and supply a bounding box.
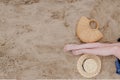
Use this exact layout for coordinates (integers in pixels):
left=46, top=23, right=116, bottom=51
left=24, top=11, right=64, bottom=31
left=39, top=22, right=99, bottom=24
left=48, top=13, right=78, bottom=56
left=0, top=0, right=120, bottom=79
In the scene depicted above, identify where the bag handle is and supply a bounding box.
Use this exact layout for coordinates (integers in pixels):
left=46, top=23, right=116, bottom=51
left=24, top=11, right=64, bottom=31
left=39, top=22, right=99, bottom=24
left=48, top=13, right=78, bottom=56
left=89, top=19, right=99, bottom=29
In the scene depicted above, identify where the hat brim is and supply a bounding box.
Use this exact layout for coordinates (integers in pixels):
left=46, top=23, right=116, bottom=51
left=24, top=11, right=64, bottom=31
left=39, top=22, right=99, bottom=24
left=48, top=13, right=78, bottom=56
left=77, top=54, right=101, bottom=78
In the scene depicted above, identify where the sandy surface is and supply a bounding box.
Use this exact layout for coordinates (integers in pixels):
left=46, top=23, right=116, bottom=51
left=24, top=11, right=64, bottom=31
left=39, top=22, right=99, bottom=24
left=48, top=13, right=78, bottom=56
left=0, top=0, right=120, bottom=79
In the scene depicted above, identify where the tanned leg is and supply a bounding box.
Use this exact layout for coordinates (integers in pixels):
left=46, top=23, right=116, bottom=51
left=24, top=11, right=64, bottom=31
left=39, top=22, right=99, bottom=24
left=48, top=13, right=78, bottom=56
left=71, top=46, right=120, bottom=59
left=64, top=43, right=120, bottom=51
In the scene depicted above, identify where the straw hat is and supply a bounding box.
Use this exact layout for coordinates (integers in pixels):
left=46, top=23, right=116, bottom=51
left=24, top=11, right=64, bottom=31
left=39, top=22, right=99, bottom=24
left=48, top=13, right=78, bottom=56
left=77, top=54, right=101, bottom=78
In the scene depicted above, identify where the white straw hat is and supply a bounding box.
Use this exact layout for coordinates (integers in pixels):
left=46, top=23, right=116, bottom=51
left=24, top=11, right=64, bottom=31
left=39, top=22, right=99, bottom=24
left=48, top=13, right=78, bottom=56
left=77, top=54, right=101, bottom=78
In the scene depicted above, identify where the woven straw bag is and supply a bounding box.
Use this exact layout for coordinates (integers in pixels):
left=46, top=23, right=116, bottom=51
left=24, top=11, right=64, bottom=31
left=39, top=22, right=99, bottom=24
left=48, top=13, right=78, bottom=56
left=76, top=16, right=103, bottom=42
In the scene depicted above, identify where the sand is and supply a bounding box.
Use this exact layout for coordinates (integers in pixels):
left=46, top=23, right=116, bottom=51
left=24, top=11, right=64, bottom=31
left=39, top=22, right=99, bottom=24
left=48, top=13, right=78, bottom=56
left=0, top=0, right=120, bottom=79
